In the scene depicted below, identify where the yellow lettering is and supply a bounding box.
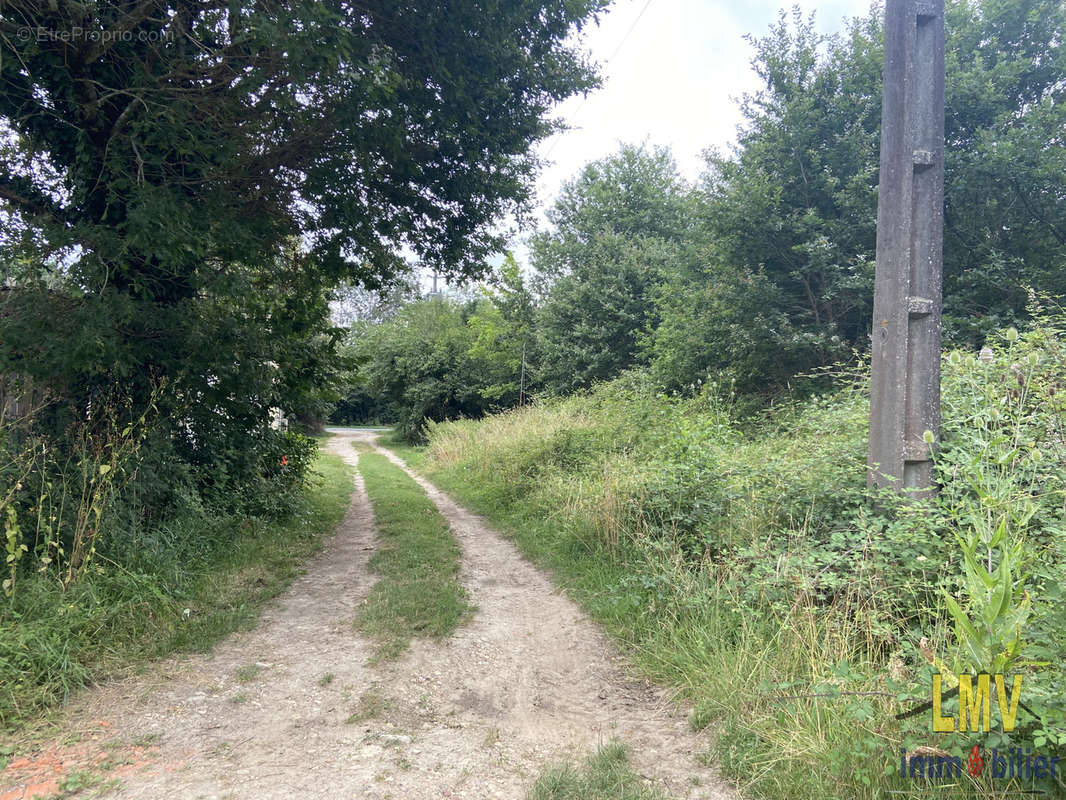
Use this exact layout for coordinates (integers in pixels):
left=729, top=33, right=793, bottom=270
left=959, top=674, right=991, bottom=732
left=932, top=674, right=955, bottom=732
left=996, top=674, right=1023, bottom=732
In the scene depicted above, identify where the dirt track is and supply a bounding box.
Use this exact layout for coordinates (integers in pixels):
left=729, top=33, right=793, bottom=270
left=1, top=430, right=736, bottom=800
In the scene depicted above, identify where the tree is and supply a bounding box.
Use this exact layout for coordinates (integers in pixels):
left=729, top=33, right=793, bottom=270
left=467, top=254, right=536, bottom=405
left=703, top=0, right=1066, bottom=371
left=703, top=9, right=883, bottom=372
left=349, top=297, right=486, bottom=440
left=337, top=254, right=537, bottom=436
left=644, top=254, right=814, bottom=396
left=0, top=1, right=605, bottom=292
left=531, top=144, right=695, bottom=394
left=0, top=0, right=606, bottom=495
left=940, top=0, right=1066, bottom=341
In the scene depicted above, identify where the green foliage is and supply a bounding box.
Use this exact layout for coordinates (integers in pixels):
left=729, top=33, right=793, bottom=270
left=932, top=312, right=1066, bottom=740
left=527, top=742, right=667, bottom=800
left=354, top=450, right=471, bottom=660
left=240, top=430, right=321, bottom=517
left=2, top=244, right=344, bottom=513
left=706, top=0, right=1066, bottom=364
left=0, top=0, right=608, bottom=578
left=703, top=9, right=882, bottom=368
left=468, top=255, right=536, bottom=404
left=347, top=0, right=1066, bottom=421
left=3, top=506, right=24, bottom=599
left=342, top=283, right=536, bottom=440
left=531, top=144, right=695, bottom=394
left=0, top=448, right=353, bottom=728
left=0, top=0, right=605, bottom=291
left=535, top=233, right=679, bottom=394
left=346, top=298, right=484, bottom=440
left=504, top=1, right=1066, bottom=405
left=419, top=312, right=1066, bottom=800
left=1, top=388, right=159, bottom=595
left=644, top=263, right=819, bottom=396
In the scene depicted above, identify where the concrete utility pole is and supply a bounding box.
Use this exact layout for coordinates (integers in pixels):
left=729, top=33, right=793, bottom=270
left=868, top=0, right=945, bottom=493
left=518, top=341, right=527, bottom=406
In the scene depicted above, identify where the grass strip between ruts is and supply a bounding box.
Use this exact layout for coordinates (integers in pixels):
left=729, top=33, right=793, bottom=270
left=354, top=449, right=471, bottom=660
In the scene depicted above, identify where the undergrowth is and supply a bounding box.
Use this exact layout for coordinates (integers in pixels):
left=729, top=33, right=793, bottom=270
left=418, top=313, right=1066, bottom=800
left=0, top=449, right=353, bottom=731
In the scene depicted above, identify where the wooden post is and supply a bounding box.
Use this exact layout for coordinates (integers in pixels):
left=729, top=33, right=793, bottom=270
left=868, top=0, right=945, bottom=493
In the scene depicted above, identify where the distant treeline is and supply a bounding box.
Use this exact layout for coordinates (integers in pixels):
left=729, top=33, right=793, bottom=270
left=340, top=0, right=1066, bottom=437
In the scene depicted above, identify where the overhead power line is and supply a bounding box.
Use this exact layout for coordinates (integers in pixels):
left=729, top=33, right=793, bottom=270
left=543, top=0, right=656, bottom=159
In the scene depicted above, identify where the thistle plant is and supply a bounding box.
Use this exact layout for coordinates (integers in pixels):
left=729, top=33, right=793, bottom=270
left=936, top=327, right=1048, bottom=675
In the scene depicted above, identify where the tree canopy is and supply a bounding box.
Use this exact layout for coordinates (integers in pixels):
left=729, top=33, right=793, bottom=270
left=531, top=143, right=695, bottom=394
left=0, top=0, right=606, bottom=498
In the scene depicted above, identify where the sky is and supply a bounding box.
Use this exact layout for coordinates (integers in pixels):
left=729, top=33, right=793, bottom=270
left=416, top=0, right=879, bottom=292
left=531, top=0, right=878, bottom=219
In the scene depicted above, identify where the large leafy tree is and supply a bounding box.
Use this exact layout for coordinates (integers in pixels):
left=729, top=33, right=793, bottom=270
left=0, top=0, right=605, bottom=489
left=703, top=9, right=884, bottom=370
left=336, top=255, right=535, bottom=436
left=347, top=296, right=492, bottom=439
left=0, top=1, right=605, bottom=290
left=466, top=254, right=537, bottom=405
left=941, top=0, right=1066, bottom=340
left=644, top=252, right=814, bottom=396
left=531, top=143, right=695, bottom=393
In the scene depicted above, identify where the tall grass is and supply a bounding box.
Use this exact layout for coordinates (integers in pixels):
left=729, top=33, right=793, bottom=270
left=0, top=450, right=353, bottom=730
left=418, top=323, right=1066, bottom=799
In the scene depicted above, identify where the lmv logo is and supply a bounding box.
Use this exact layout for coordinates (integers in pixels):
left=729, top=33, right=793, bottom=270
left=932, top=674, right=1023, bottom=733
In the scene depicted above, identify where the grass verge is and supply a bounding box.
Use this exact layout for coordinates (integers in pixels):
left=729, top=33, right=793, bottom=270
left=355, top=451, right=471, bottom=660
left=528, top=742, right=668, bottom=800
left=419, top=440, right=895, bottom=800
left=0, top=449, right=353, bottom=733
left=415, top=388, right=1066, bottom=800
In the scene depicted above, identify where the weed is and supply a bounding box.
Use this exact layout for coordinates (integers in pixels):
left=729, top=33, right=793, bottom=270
left=127, top=733, right=160, bottom=748
left=54, top=769, right=114, bottom=795
left=347, top=688, right=391, bottom=723
left=208, top=741, right=233, bottom=757
left=234, top=664, right=264, bottom=683
left=527, top=742, right=666, bottom=800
